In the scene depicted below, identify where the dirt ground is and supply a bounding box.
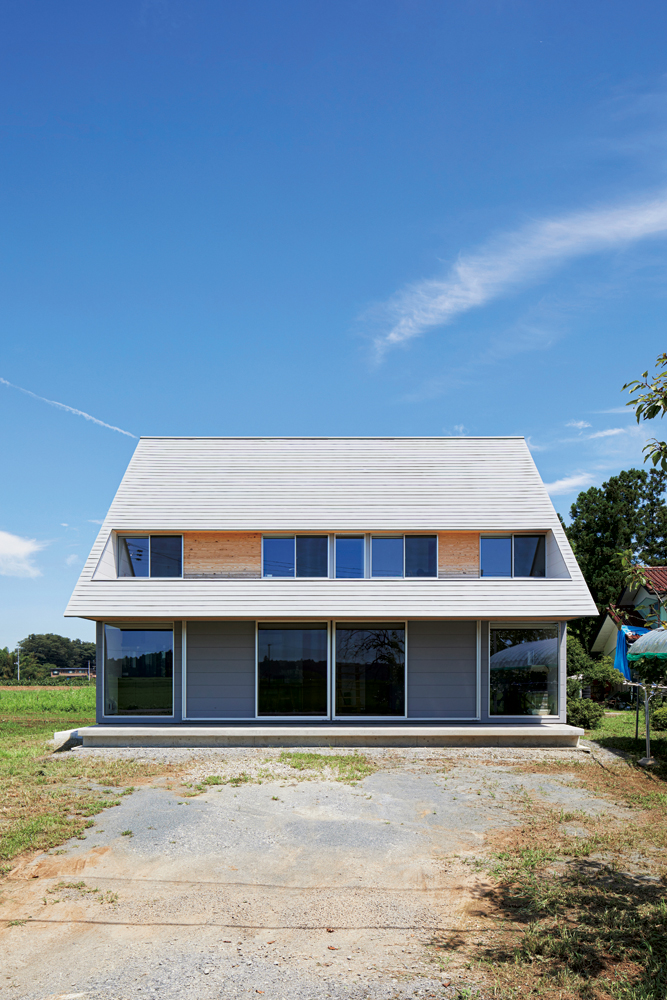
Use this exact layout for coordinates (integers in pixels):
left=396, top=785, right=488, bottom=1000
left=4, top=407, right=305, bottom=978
left=0, top=745, right=639, bottom=1000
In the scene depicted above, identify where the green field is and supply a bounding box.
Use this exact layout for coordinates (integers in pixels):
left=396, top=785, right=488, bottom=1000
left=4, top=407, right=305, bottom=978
left=0, top=685, right=96, bottom=718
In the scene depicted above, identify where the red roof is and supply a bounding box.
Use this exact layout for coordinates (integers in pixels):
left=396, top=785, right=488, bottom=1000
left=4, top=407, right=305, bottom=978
left=644, top=567, right=667, bottom=595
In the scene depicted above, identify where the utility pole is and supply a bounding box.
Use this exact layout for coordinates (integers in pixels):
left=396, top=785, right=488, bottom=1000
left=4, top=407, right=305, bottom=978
left=87, top=659, right=90, bottom=681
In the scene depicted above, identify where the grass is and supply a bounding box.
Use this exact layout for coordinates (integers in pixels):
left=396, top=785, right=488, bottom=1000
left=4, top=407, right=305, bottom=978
left=586, top=709, right=667, bottom=761
left=440, top=721, right=667, bottom=1000
left=0, top=686, right=96, bottom=717
left=278, top=750, right=376, bottom=783
left=0, top=692, right=178, bottom=863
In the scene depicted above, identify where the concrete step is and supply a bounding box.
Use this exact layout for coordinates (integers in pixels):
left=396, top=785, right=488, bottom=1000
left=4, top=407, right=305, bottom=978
left=73, top=724, right=583, bottom=749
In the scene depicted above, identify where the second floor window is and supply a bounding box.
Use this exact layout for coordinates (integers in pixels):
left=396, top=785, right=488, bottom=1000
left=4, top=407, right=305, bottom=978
left=371, top=535, right=437, bottom=578
left=262, top=536, right=328, bottom=578
left=263, top=534, right=438, bottom=578
left=480, top=535, right=545, bottom=578
left=118, top=536, right=183, bottom=578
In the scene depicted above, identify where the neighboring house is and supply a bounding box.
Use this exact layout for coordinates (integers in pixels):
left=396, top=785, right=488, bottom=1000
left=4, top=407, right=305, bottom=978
left=591, top=568, right=667, bottom=659
left=50, top=667, right=96, bottom=679
left=65, top=437, right=596, bottom=728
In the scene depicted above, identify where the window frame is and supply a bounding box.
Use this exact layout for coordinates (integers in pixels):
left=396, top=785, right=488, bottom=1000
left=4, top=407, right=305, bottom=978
left=255, top=621, right=331, bottom=719
left=116, top=534, right=183, bottom=579
left=487, top=621, right=561, bottom=720
left=334, top=535, right=366, bottom=580
left=261, top=535, right=330, bottom=579
left=370, top=535, right=439, bottom=580
left=332, top=620, right=409, bottom=720
left=480, top=534, right=547, bottom=579
left=102, top=623, right=175, bottom=720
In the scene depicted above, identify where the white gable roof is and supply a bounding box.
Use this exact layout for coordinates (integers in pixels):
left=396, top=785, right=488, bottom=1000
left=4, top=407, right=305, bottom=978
left=65, top=436, right=597, bottom=621
left=84, top=435, right=562, bottom=531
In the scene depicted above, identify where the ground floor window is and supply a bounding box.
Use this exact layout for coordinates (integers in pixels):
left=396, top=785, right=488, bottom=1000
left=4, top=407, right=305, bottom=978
left=104, top=626, right=173, bottom=716
left=257, top=623, right=328, bottom=716
left=489, top=625, right=559, bottom=716
left=335, top=623, right=405, bottom=716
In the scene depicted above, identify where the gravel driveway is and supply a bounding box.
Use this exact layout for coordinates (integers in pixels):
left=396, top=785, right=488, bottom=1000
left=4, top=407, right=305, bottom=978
left=0, top=745, right=619, bottom=1000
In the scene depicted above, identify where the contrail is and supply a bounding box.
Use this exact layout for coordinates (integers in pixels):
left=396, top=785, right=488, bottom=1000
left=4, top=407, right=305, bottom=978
left=0, top=377, right=137, bottom=438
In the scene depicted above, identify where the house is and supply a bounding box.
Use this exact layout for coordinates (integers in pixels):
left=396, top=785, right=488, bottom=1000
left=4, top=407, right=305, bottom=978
left=591, top=568, right=667, bottom=658
left=65, top=437, right=597, bottom=745
left=50, top=667, right=96, bottom=679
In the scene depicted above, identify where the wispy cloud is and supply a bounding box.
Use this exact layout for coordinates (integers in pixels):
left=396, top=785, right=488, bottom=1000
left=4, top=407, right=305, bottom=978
left=588, top=427, right=625, bottom=439
left=544, top=472, right=596, bottom=496
left=0, top=530, right=45, bottom=577
left=566, top=420, right=591, bottom=430
left=65, top=553, right=79, bottom=567
left=88, top=519, right=104, bottom=525
left=0, top=377, right=137, bottom=438
left=594, top=405, right=634, bottom=414
left=368, top=192, right=667, bottom=355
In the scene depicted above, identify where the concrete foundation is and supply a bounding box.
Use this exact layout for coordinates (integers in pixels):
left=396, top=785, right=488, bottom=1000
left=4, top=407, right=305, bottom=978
left=71, top=724, right=583, bottom=749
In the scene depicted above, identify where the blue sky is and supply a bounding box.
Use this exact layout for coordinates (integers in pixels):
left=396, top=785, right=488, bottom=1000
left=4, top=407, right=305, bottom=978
left=1, top=0, right=666, bottom=648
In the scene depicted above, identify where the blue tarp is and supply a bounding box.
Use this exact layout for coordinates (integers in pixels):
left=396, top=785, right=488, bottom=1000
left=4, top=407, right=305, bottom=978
left=614, top=625, right=651, bottom=680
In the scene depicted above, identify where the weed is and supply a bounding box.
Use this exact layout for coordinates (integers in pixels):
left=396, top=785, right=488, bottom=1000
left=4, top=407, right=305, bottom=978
left=0, top=713, right=177, bottom=862
left=202, top=775, right=223, bottom=785
left=121, top=829, right=133, bottom=837
left=278, top=751, right=376, bottom=783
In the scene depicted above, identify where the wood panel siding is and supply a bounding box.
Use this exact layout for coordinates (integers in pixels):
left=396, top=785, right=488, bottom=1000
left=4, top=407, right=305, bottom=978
left=438, top=532, right=479, bottom=577
left=183, top=532, right=261, bottom=579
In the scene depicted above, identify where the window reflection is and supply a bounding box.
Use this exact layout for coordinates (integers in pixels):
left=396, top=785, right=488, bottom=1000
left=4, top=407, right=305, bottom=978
left=258, top=624, right=328, bottom=715
left=371, top=538, right=404, bottom=577
left=296, top=536, right=328, bottom=577
left=336, top=623, right=405, bottom=716
left=150, top=536, right=182, bottom=577
left=489, top=626, right=558, bottom=716
left=263, top=538, right=295, bottom=577
left=480, top=537, right=512, bottom=577
left=335, top=537, right=364, bottom=578
left=104, top=627, right=173, bottom=716
left=513, top=536, right=546, bottom=577
left=405, top=536, right=437, bottom=577
left=118, top=537, right=149, bottom=577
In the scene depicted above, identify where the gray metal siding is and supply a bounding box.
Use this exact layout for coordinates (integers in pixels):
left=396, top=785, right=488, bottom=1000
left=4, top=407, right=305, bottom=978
left=186, top=621, right=255, bottom=719
left=407, top=621, right=477, bottom=718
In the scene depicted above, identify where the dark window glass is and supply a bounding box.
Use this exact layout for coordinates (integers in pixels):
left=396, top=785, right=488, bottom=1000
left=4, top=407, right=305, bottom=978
left=150, top=536, right=182, bottom=577
left=480, top=537, right=512, bottom=577
left=489, top=626, right=558, bottom=716
left=371, top=537, right=404, bottom=577
left=513, top=535, right=546, bottom=577
left=118, top=537, right=149, bottom=577
left=335, top=536, right=365, bottom=579
left=258, top=624, right=328, bottom=715
left=296, top=536, right=328, bottom=577
left=335, top=623, right=405, bottom=716
left=104, top=627, right=173, bottom=716
left=405, top=536, right=437, bottom=578
left=263, top=537, right=295, bottom=577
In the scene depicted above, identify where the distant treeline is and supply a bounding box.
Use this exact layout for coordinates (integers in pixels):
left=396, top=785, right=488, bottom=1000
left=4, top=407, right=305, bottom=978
left=0, top=634, right=96, bottom=684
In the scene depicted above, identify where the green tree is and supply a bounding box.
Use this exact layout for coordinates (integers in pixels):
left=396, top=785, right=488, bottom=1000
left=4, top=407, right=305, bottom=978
left=564, top=468, right=667, bottom=648
left=18, top=633, right=96, bottom=673
left=624, top=351, right=667, bottom=471
left=0, top=646, right=13, bottom=680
